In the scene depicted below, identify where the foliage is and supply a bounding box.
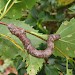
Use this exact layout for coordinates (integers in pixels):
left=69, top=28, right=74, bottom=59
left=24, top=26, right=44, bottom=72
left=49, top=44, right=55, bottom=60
left=0, top=18, right=45, bottom=75
left=0, top=0, right=75, bottom=75
left=54, top=18, right=75, bottom=57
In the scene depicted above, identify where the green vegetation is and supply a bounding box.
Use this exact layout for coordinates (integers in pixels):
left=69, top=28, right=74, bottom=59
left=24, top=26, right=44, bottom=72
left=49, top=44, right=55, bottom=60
left=0, top=0, right=75, bottom=75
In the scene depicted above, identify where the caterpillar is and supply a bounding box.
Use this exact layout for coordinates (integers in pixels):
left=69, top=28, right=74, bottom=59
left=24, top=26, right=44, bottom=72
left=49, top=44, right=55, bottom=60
left=7, top=24, right=60, bottom=58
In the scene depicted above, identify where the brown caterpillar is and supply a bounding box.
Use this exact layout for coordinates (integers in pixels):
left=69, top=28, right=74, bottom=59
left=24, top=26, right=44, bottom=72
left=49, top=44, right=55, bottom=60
left=7, top=24, right=60, bottom=58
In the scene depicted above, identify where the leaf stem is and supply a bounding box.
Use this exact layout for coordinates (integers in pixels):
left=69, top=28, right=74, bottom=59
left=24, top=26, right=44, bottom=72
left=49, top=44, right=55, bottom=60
left=0, top=0, right=15, bottom=20
left=25, top=30, right=47, bottom=41
left=3, top=0, right=11, bottom=14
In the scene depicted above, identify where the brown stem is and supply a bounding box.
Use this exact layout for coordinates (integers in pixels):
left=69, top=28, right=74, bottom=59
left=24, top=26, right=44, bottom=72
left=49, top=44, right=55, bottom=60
left=7, top=24, right=60, bottom=58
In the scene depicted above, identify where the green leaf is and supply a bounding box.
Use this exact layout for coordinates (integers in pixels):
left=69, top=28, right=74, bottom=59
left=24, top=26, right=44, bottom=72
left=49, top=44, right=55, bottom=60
left=45, top=64, right=59, bottom=75
left=26, top=55, right=44, bottom=75
left=24, top=0, right=37, bottom=9
left=67, top=69, right=72, bottom=75
left=0, top=37, right=19, bottom=59
left=6, top=0, right=37, bottom=19
left=0, top=18, right=46, bottom=48
left=0, top=0, right=7, bottom=11
left=69, top=4, right=75, bottom=12
left=17, top=51, right=44, bottom=75
left=0, top=18, right=45, bottom=74
left=54, top=18, right=75, bottom=57
left=6, top=0, right=26, bottom=19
